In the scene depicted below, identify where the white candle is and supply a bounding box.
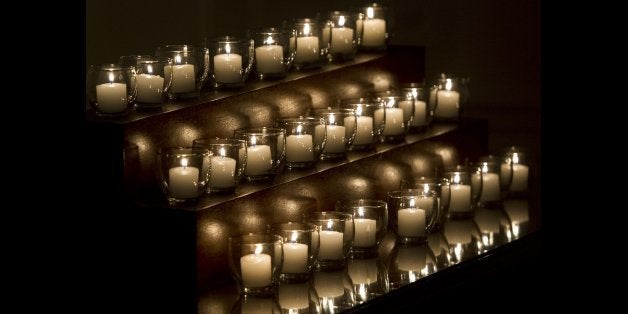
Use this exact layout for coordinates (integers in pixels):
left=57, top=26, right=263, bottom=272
left=500, top=163, right=512, bottom=186
left=330, top=27, right=354, bottom=54
left=243, top=143, right=272, bottom=175
left=416, top=197, right=434, bottom=217
left=240, top=246, right=272, bottom=287
left=255, top=44, right=284, bottom=74
left=136, top=74, right=164, bottom=103
left=209, top=154, right=237, bottom=188
left=347, top=259, right=378, bottom=284
left=396, top=245, right=427, bottom=271
left=399, top=100, right=414, bottom=124
left=361, top=18, right=386, bottom=47
left=435, top=90, right=460, bottom=119
left=411, top=100, right=427, bottom=126
left=282, top=242, right=308, bottom=273
left=353, top=218, right=376, bottom=247
left=213, top=49, right=243, bottom=83
left=96, top=82, right=127, bottom=113
left=168, top=161, right=200, bottom=199
left=165, top=64, right=196, bottom=93
left=295, top=36, right=319, bottom=63
left=397, top=208, right=426, bottom=237
left=314, top=271, right=345, bottom=298
left=448, top=185, right=471, bottom=212
left=321, top=26, right=331, bottom=45
left=318, top=230, right=343, bottom=260
left=286, top=134, right=313, bottom=162
left=374, top=108, right=405, bottom=135
left=315, top=124, right=345, bottom=153
left=481, top=173, right=500, bottom=202
left=344, top=115, right=373, bottom=145
left=278, top=284, right=310, bottom=310
left=510, top=164, right=529, bottom=191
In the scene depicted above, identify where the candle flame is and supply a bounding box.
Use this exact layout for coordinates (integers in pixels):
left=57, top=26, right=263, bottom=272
left=327, top=219, right=333, bottom=230
left=147, top=65, right=153, bottom=75
left=225, top=43, right=231, bottom=54
left=512, top=153, right=520, bottom=164
left=250, top=136, right=257, bottom=146
left=304, top=23, right=311, bottom=35
left=339, top=15, right=346, bottom=27
left=482, top=162, right=488, bottom=173
left=254, top=244, right=262, bottom=255
left=423, top=184, right=430, bottom=194
left=291, top=231, right=298, bottom=242
left=445, top=79, right=452, bottom=91
left=296, top=124, right=303, bottom=134
left=265, top=35, right=275, bottom=45
left=357, top=206, right=365, bottom=217
left=409, top=198, right=416, bottom=208
left=367, top=7, right=374, bottom=19
left=355, top=105, right=363, bottom=116
left=453, top=173, right=461, bottom=184
left=387, top=98, right=395, bottom=108
left=329, top=114, right=335, bottom=124
left=108, top=72, right=115, bottom=83
left=181, top=158, right=189, bottom=168
left=175, top=54, right=182, bottom=64
left=219, top=147, right=226, bottom=157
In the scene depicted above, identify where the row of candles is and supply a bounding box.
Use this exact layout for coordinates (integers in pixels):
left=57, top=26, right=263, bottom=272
left=87, top=3, right=396, bottom=116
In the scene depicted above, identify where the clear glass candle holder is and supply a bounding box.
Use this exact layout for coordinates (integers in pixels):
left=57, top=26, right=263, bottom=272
left=473, top=158, right=503, bottom=209
left=399, top=177, right=450, bottom=232
left=338, top=98, right=385, bottom=152
left=430, top=73, right=470, bottom=122
left=387, top=242, right=437, bottom=290
left=133, top=57, right=173, bottom=109
left=372, top=92, right=411, bottom=143
left=253, top=27, right=295, bottom=79
left=155, top=44, right=208, bottom=99
left=474, top=207, right=512, bottom=251
left=442, top=166, right=481, bottom=219
left=233, top=127, right=286, bottom=182
left=503, top=199, right=530, bottom=241
left=276, top=117, right=326, bottom=169
left=268, top=222, right=318, bottom=283
left=207, top=36, right=254, bottom=88
left=443, top=218, right=482, bottom=265
left=290, top=18, right=324, bottom=70
left=192, top=138, right=247, bottom=194
left=309, top=108, right=357, bottom=161
left=276, top=282, right=320, bottom=313
left=312, top=270, right=355, bottom=313
left=400, top=83, right=431, bottom=133
left=322, top=11, right=358, bottom=62
left=501, top=146, right=530, bottom=197
left=157, top=147, right=211, bottom=205
left=335, top=199, right=388, bottom=258
left=346, top=257, right=388, bottom=304
left=428, top=232, right=451, bottom=269
left=387, top=189, right=439, bottom=244
left=357, top=3, right=391, bottom=51
left=86, top=63, right=136, bottom=116
left=228, top=233, right=283, bottom=296
left=303, top=211, right=354, bottom=270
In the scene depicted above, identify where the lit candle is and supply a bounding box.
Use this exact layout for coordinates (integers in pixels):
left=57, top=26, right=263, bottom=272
left=285, top=125, right=313, bottom=162
left=353, top=208, right=376, bottom=247
left=361, top=7, right=386, bottom=47
left=278, top=283, right=310, bottom=310
left=347, top=258, right=378, bottom=284
left=315, top=121, right=346, bottom=153
left=319, top=223, right=343, bottom=260
left=209, top=147, right=237, bottom=188
left=344, top=108, right=374, bottom=145
left=397, top=208, right=426, bottom=237
left=168, top=158, right=200, bottom=199
left=330, top=16, right=354, bottom=54
left=213, top=43, right=243, bottom=83
left=255, top=36, right=284, bottom=74
left=282, top=232, right=309, bottom=273
left=374, top=107, right=405, bottom=136
left=165, top=55, right=196, bottom=93
left=448, top=175, right=472, bottom=213
left=136, top=65, right=165, bottom=103
left=294, top=23, right=319, bottom=63
left=411, top=100, right=428, bottom=126
left=510, top=153, right=529, bottom=191
left=240, top=244, right=272, bottom=287
left=96, top=73, right=127, bottom=113
left=243, top=137, right=272, bottom=176
left=435, top=79, right=460, bottom=119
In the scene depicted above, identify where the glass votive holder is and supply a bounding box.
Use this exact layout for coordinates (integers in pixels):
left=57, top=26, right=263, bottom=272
left=276, top=117, right=326, bottom=169
left=346, top=257, right=388, bottom=304
left=303, top=211, right=354, bottom=271
left=400, top=83, right=431, bottom=133
left=309, top=108, right=357, bottom=161
left=228, top=233, right=283, bottom=296
left=86, top=63, right=136, bottom=116
left=156, top=147, right=211, bottom=205
left=387, top=189, right=438, bottom=244
left=231, top=295, right=281, bottom=314
left=290, top=18, right=324, bottom=70
left=430, top=73, right=469, bottom=122
left=192, top=138, right=247, bottom=194
left=474, top=207, right=512, bottom=251
left=372, top=92, right=411, bottom=143
left=335, top=199, right=388, bottom=258
left=268, top=222, right=318, bottom=283
left=428, top=232, right=451, bottom=269
left=443, top=218, right=482, bottom=265
left=399, top=177, right=450, bottom=232
left=233, top=127, right=286, bottom=182
left=207, top=36, right=254, bottom=88
left=253, top=27, right=295, bottom=79
left=442, top=166, right=480, bottom=219
left=155, top=44, right=208, bottom=99
left=338, top=98, right=385, bottom=152
left=387, top=242, right=437, bottom=290
left=503, top=199, right=530, bottom=241
left=133, top=57, right=173, bottom=109
left=472, top=158, right=503, bottom=209
left=357, top=3, right=391, bottom=51
left=276, top=282, right=320, bottom=313
left=312, top=270, right=355, bottom=313
left=501, top=146, right=530, bottom=197
left=323, top=11, right=358, bottom=62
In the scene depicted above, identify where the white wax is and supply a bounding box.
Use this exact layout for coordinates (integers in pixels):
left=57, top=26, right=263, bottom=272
left=435, top=90, right=460, bottom=119
left=448, top=185, right=471, bottom=212
left=240, top=252, right=272, bottom=287
left=282, top=242, right=308, bottom=273
left=396, top=245, right=427, bottom=271
left=165, top=64, right=196, bottom=93
left=344, top=115, right=373, bottom=145
left=243, top=145, right=272, bottom=175
left=314, top=271, right=345, bottom=298
left=295, top=36, right=319, bottom=63
left=411, top=101, right=427, bottom=126
left=168, top=166, right=200, bottom=198
left=96, top=83, right=127, bottom=113
left=209, top=156, right=236, bottom=188
left=397, top=208, right=426, bottom=237
left=318, top=230, right=343, bottom=260
left=136, top=74, right=164, bottom=103
left=315, top=124, right=345, bottom=153
left=286, top=134, right=313, bottom=162
left=347, top=259, right=378, bottom=284
left=510, top=164, right=529, bottom=191
left=399, top=100, right=414, bottom=124
left=330, top=27, right=354, bottom=54
left=278, top=283, right=310, bottom=310
left=500, top=163, right=512, bottom=186
left=374, top=108, right=405, bottom=135
left=321, top=26, right=331, bottom=45
left=480, top=173, right=500, bottom=202
left=255, top=45, right=284, bottom=74
left=213, top=53, right=242, bottom=83
left=353, top=218, right=376, bottom=247
left=361, top=18, right=386, bottom=47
